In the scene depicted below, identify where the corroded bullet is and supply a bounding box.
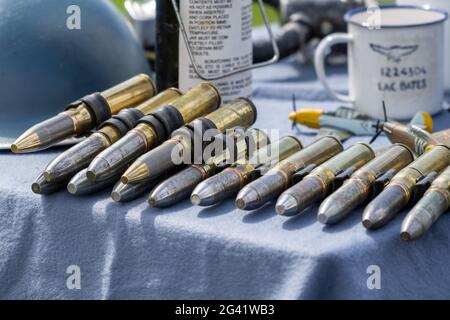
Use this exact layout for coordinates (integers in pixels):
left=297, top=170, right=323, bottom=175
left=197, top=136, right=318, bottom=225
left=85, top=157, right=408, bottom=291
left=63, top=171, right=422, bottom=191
left=235, top=136, right=343, bottom=211
left=149, top=128, right=269, bottom=207
left=318, top=144, right=414, bottom=225
left=363, top=145, right=450, bottom=230
left=31, top=172, right=68, bottom=195
left=87, top=82, right=221, bottom=182
left=43, top=88, right=182, bottom=183
left=67, top=169, right=121, bottom=196
left=12, top=74, right=156, bottom=153
left=401, top=165, right=450, bottom=241
left=121, top=98, right=258, bottom=184
left=191, top=136, right=303, bottom=206
left=276, top=142, right=375, bottom=216
left=381, top=122, right=439, bottom=156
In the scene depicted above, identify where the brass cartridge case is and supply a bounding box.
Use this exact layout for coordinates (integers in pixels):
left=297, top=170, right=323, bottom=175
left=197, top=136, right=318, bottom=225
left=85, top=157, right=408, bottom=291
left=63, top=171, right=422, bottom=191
left=169, top=82, right=221, bottom=123
left=136, top=87, right=182, bottom=116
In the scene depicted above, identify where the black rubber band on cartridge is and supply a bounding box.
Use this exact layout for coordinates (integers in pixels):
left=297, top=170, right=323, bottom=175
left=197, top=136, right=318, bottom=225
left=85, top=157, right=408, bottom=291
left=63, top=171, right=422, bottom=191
left=138, top=105, right=184, bottom=144
left=99, top=109, right=145, bottom=136
left=65, top=92, right=111, bottom=125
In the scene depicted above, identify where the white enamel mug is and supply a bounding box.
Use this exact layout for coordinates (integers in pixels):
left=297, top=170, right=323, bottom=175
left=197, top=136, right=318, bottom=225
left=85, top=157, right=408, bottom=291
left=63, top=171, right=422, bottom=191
left=314, top=5, right=448, bottom=120
left=397, top=0, right=450, bottom=91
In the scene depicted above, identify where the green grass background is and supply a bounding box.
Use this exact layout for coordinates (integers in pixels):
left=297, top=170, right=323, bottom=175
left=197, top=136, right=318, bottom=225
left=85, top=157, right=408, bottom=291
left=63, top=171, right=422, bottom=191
left=111, top=0, right=395, bottom=26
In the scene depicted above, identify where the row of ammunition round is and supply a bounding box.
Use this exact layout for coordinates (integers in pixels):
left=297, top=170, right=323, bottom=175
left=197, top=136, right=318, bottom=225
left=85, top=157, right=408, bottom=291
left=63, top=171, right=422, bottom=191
left=13, top=74, right=450, bottom=242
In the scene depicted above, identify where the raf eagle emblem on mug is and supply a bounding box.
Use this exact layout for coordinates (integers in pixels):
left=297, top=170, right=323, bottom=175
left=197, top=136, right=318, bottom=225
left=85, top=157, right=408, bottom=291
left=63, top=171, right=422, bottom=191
left=370, top=44, right=419, bottom=63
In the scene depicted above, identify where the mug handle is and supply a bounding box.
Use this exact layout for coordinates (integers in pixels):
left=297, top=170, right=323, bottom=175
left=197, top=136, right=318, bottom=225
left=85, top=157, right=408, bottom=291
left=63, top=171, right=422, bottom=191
left=314, top=33, right=354, bottom=103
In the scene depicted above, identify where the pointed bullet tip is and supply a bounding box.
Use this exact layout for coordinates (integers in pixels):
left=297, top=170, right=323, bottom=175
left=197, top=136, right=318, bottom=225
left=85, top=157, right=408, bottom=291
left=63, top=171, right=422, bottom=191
left=401, top=216, right=425, bottom=241
left=122, top=162, right=150, bottom=184
left=10, top=134, right=41, bottom=153
left=191, top=194, right=201, bottom=206
left=111, top=191, right=121, bottom=202
left=363, top=186, right=407, bottom=230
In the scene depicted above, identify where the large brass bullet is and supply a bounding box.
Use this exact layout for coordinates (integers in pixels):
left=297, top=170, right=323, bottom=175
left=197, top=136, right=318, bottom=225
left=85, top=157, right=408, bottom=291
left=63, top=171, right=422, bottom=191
left=276, top=142, right=375, bottom=216
left=401, top=165, right=450, bottom=241
left=190, top=136, right=303, bottom=206
left=235, top=136, right=343, bottom=211
left=318, top=144, right=414, bottom=225
left=43, top=88, right=182, bottom=183
left=87, top=82, right=221, bottom=182
left=121, top=98, right=258, bottom=184
left=363, top=145, right=450, bottom=230
left=12, top=74, right=156, bottom=153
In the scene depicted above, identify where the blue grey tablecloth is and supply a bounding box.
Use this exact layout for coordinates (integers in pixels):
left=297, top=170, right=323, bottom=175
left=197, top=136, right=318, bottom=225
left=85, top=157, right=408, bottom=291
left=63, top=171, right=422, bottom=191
left=1, top=58, right=449, bottom=300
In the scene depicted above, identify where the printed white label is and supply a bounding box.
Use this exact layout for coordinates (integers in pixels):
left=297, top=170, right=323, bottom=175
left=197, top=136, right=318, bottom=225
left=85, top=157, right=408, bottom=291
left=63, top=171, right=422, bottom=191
left=179, top=0, right=253, bottom=102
